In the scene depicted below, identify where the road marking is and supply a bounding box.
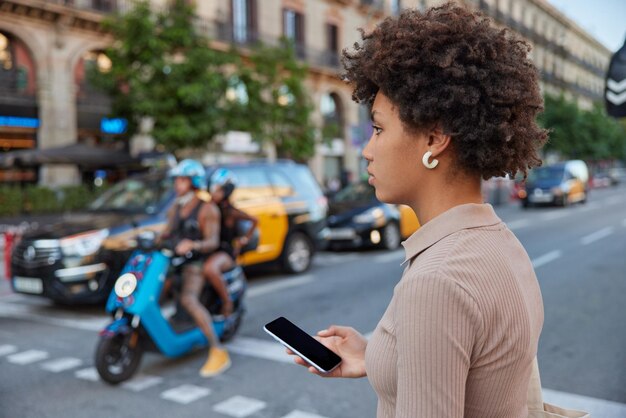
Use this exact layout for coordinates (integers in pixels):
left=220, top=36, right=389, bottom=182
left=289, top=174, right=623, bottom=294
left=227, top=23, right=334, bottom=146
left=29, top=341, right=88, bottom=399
left=580, top=227, right=614, bottom=246
left=40, top=357, right=83, bottom=373
left=7, top=350, right=49, bottom=365
left=213, top=395, right=267, bottom=417
left=541, top=211, right=568, bottom=221
left=507, top=219, right=531, bottom=230
left=247, top=275, right=314, bottom=299
left=543, top=388, right=626, bottom=418
left=0, top=302, right=107, bottom=332
left=532, top=250, right=562, bottom=269
left=372, top=250, right=404, bottom=264
left=226, top=336, right=292, bottom=364
left=160, top=384, right=211, bottom=404
left=75, top=367, right=100, bottom=381
left=121, top=374, right=164, bottom=392
left=0, top=344, right=18, bottom=356
left=282, top=411, right=330, bottom=418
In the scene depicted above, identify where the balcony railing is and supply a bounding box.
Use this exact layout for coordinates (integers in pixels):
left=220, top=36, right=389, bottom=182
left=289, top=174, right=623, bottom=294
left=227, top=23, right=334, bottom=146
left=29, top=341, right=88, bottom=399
left=198, top=20, right=342, bottom=71
left=44, top=0, right=133, bottom=14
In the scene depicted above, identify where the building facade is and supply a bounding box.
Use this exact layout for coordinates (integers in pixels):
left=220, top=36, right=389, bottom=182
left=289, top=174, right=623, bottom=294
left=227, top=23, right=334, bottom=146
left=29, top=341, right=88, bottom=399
left=0, top=0, right=612, bottom=187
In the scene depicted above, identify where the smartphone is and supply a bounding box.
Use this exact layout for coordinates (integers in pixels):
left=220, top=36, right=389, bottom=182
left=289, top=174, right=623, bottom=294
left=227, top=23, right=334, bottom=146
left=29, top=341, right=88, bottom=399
left=264, top=316, right=342, bottom=374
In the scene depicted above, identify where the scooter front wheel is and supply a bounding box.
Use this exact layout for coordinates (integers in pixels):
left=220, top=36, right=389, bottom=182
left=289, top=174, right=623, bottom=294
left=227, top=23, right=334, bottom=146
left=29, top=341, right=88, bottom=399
left=95, top=331, right=144, bottom=385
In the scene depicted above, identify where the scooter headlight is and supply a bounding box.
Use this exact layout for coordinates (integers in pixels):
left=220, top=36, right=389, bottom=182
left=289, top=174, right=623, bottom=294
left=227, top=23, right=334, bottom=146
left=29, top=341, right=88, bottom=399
left=114, top=273, right=137, bottom=298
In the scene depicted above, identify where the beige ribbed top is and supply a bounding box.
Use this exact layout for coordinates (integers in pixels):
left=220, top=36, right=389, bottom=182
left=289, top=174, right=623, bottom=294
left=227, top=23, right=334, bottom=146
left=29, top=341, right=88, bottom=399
left=365, top=204, right=544, bottom=418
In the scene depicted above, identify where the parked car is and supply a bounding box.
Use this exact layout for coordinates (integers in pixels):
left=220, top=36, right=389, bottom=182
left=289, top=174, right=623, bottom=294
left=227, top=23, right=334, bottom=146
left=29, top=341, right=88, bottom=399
left=325, top=181, right=419, bottom=250
left=521, top=160, right=589, bottom=208
left=10, top=160, right=327, bottom=304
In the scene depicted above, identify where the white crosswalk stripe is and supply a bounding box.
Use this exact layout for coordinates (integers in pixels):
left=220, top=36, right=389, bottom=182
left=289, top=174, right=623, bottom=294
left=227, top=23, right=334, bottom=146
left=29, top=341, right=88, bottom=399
left=0, top=344, right=18, bottom=356
left=212, top=396, right=267, bottom=417
left=160, top=384, right=211, bottom=404
left=7, top=350, right=49, bottom=365
left=281, top=411, right=330, bottom=418
left=121, top=374, right=164, bottom=392
left=75, top=367, right=100, bottom=381
left=40, top=357, right=83, bottom=373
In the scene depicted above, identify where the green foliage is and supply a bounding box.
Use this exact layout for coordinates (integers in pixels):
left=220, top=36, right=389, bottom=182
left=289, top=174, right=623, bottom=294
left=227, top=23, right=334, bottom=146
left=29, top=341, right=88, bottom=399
left=90, top=0, right=237, bottom=151
left=242, top=38, right=317, bottom=161
left=0, top=187, right=22, bottom=217
left=539, top=94, right=626, bottom=161
left=0, top=185, right=108, bottom=216
left=22, top=186, right=61, bottom=214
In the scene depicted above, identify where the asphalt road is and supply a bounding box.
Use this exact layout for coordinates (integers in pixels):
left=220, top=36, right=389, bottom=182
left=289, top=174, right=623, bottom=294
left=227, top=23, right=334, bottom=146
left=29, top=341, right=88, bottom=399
left=1, top=185, right=626, bottom=418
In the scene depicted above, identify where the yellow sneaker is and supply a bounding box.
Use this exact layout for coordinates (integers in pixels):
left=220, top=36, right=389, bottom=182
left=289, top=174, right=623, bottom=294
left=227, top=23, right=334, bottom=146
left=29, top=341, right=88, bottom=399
left=199, top=347, right=231, bottom=377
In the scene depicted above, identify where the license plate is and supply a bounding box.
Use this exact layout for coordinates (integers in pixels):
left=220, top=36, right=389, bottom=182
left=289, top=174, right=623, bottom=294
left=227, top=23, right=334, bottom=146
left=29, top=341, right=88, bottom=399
left=328, top=228, right=357, bottom=240
left=13, top=277, right=44, bottom=294
left=529, top=194, right=553, bottom=203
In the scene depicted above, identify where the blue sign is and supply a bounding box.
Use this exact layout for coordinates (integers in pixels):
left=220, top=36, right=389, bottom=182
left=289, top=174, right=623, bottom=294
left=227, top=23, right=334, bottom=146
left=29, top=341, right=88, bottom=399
left=0, top=116, right=39, bottom=129
left=100, top=118, right=128, bottom=134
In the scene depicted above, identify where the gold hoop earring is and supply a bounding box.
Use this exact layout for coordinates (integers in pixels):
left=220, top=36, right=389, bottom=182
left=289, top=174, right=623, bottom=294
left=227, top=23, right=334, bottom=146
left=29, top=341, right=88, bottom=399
left=422, top=151, right=439, bottom=169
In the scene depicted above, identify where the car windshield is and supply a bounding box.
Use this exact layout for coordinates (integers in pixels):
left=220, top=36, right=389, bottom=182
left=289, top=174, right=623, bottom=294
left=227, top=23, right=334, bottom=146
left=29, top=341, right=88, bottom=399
left=333, top=181, right=376, bottom=202
left=88, top=176, right=172, bottom=214
left=527, top=166, right=564, bottom=182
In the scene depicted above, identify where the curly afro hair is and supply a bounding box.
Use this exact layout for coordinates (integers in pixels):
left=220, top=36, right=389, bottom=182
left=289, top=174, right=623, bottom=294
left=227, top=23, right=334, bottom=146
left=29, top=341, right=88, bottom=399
left=342, top=2, right=548, bottom=179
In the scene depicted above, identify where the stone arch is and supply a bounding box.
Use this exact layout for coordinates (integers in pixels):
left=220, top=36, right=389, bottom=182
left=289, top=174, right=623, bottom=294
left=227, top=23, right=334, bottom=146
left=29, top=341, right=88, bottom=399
left=0, top=23, right=45, bottom=72
left=0, top=23, right=45, bottom=88
left=67, top=39, right=111, bottom=75
left=320, top=91, right=345, bottom=139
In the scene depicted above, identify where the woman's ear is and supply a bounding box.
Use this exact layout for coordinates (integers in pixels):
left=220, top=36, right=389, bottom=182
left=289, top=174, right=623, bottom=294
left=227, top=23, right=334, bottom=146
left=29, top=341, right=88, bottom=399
left=428, top=127, right=452, bottom=158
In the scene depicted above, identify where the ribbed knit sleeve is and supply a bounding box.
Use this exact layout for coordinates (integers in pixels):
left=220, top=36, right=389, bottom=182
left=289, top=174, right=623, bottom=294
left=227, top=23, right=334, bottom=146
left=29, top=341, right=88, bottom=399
left=395, top=274, right=483, bottom=418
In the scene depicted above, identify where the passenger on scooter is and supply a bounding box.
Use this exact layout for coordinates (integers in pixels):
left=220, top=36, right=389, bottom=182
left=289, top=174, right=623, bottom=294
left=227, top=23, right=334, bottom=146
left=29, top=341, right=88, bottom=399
left=160, top=159, right=231, bottom=377
left=204, top=168, right=258, bottom=317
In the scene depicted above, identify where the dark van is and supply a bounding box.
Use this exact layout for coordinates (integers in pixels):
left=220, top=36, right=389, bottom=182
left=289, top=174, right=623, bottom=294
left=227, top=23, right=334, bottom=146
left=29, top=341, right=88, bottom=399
left=521, top=160, right=589, bottom=207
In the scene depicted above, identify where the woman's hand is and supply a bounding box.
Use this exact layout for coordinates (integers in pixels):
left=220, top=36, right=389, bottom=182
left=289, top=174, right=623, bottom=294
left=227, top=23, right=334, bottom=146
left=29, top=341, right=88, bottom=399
left=175, top=239, right=194, bottom=255
left=289, top=325, right=368, bottom=378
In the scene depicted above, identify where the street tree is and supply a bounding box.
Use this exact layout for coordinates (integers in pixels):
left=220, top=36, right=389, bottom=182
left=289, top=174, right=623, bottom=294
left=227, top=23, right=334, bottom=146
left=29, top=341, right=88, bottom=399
left=240, top=39, right=317, bottom=161
left=539, top=94, right=626, bottom=161
left=89, top=0, right=236, bottom=151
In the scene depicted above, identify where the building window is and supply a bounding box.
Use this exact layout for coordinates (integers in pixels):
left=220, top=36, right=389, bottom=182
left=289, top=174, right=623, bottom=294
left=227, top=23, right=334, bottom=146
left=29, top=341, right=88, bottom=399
left=91, top=0, right=116, bottom=12
left=232, top=0, right=257, bottom=44
left=321, top=92, right=343, bottom=140
left=283, top=9, right=305, bottom=57
left=326, top=23, right=339, bottom=67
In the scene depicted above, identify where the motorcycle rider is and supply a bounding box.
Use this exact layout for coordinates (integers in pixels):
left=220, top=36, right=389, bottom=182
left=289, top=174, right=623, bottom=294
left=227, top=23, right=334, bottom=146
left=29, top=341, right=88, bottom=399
left=160, top=159, right=231, bottom=377
left=203, top=168, right=258, bottom=317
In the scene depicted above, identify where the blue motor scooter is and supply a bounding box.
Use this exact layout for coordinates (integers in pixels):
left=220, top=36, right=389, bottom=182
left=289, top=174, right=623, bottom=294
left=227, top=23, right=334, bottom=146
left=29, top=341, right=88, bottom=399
left=95, top=229, right=255, bottom=384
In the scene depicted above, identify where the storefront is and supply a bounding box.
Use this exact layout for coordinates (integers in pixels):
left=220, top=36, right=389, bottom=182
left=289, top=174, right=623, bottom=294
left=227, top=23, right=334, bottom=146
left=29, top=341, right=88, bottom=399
left=0, top=31, right=38, bottom=184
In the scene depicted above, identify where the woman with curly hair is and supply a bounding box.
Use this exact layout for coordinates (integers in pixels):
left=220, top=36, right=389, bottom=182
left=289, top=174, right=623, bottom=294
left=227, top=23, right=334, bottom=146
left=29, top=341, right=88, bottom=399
left=290, top=3, right=548, bottom=417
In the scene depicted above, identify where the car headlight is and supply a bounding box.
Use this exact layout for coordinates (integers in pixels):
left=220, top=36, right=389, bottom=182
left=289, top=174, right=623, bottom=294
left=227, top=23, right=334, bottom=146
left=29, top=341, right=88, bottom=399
left=353, top=207, right=385, bottom=224
left=60, top=229, right=109, bottom=257
left=114, top=273, right=137, bottom=298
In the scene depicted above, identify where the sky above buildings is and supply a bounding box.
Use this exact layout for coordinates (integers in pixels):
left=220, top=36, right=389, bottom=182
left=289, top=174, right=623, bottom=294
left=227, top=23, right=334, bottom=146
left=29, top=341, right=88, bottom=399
left=545, top=0, right=626, bottom=52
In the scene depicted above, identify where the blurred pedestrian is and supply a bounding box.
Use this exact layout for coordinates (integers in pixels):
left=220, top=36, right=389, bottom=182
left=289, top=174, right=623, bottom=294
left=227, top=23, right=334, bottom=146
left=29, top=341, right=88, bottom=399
left=289, top=4, right=548, bottom=417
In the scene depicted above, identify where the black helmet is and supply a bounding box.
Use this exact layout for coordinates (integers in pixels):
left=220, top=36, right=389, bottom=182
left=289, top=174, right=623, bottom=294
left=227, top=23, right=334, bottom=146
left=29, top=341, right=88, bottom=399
left=209, top=168, right=237, bottom=199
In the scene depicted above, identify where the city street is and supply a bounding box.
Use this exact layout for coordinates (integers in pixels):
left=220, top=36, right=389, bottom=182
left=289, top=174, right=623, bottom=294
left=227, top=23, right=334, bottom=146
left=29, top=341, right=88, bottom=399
left=1, top=185, right=626, bottom=418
